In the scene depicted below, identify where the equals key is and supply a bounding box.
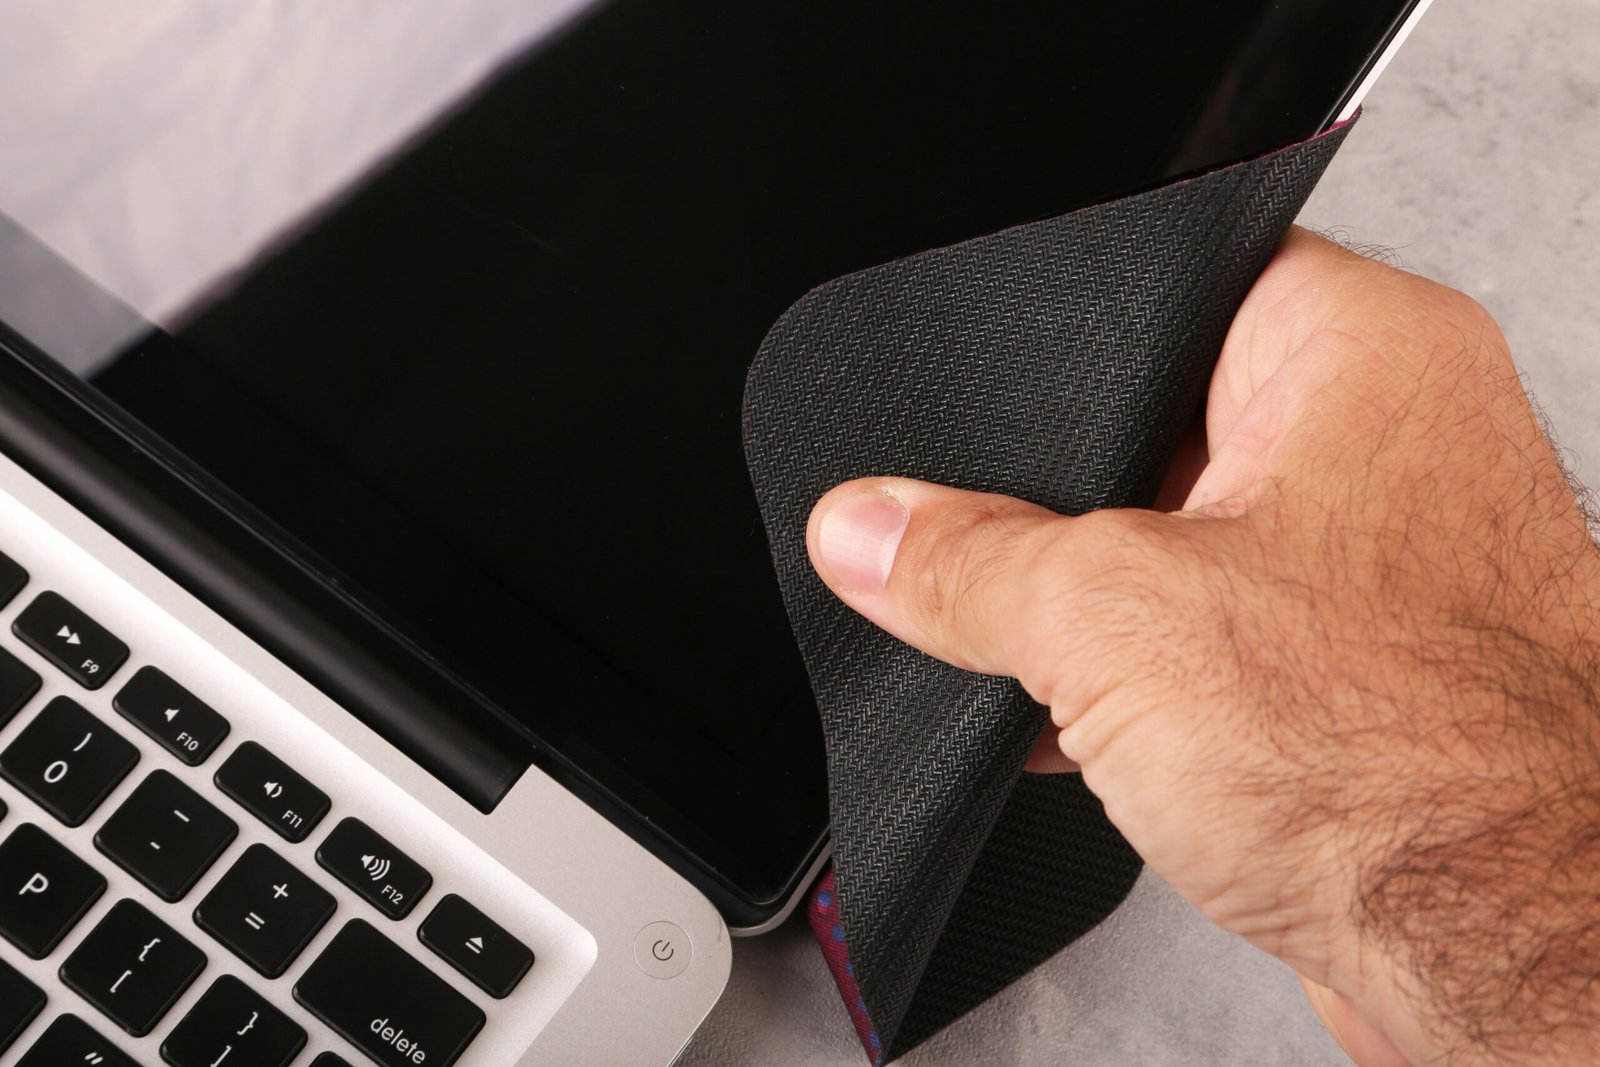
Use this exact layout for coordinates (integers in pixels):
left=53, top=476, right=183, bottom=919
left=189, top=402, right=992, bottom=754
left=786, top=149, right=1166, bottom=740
left=215, top=742, right=330, bottom=844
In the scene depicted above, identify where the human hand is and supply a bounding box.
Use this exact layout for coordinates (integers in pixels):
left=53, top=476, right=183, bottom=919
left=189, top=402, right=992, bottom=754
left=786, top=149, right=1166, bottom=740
left=805, top=228, right=1600, bottom=1066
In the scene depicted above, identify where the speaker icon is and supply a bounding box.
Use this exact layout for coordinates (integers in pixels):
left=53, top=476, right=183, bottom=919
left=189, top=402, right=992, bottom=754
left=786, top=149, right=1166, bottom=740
left=360, top=854, right=391, bottom=882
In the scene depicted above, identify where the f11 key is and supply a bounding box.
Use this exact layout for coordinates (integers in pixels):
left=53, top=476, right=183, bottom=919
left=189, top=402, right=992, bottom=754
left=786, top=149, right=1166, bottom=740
left=215, top=741, right=330, bottom=843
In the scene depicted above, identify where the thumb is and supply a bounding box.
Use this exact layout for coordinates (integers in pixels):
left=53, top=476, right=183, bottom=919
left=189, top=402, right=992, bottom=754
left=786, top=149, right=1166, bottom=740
left=807, top=477, right=1167, bottom=706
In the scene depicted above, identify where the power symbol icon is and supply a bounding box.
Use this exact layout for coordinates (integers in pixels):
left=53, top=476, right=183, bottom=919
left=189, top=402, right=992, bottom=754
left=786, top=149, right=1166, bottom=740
left=634, top=921, right=691, bottom=978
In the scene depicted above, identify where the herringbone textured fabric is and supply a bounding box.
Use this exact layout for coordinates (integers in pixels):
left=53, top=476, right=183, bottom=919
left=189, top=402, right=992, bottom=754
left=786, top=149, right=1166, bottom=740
left=743, top=121, right=1353, bottom=1061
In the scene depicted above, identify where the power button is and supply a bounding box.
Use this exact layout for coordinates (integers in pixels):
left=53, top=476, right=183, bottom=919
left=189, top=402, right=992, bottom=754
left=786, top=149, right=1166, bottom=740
left=633, top=920, right=692, bottom=979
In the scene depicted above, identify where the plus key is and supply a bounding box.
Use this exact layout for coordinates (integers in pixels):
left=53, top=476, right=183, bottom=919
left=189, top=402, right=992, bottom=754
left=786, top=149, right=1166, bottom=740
left=195, top=843, right=336, bottom=978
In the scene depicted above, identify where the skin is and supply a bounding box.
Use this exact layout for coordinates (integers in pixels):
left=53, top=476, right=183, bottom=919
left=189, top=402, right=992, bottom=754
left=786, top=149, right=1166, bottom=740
left=805, top=229, right=1600, bottom=1066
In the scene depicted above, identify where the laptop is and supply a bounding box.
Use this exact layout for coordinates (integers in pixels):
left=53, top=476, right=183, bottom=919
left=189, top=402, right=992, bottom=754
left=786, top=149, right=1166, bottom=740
left=0, top=3, right=1430, bottom=1064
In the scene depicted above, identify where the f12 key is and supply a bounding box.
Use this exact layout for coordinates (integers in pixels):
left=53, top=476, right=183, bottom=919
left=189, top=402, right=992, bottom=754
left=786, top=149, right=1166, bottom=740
left=317, top=818, right=431, bottom=920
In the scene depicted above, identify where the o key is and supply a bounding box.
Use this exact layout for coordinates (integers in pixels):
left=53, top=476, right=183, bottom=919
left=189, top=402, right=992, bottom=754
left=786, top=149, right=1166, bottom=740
left=0, top=697, right=139, bottom=827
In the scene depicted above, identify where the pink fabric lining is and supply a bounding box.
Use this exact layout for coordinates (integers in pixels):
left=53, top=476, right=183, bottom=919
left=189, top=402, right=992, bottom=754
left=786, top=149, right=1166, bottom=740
left=806, top=868, right=883, bottom=1064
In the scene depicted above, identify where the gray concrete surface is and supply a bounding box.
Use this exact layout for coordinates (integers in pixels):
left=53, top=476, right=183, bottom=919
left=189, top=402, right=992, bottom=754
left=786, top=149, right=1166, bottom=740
left=680, top=1, right=1600, bottom=1063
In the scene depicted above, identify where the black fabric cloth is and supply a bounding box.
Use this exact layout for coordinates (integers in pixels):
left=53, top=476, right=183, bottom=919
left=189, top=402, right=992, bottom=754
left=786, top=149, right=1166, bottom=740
left=742, top=121, right=1353, bottom=1060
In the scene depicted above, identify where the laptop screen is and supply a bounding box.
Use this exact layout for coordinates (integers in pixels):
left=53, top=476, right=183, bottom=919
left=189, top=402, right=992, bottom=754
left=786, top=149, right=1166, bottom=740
left=0, top=1, right=1419, bottom=913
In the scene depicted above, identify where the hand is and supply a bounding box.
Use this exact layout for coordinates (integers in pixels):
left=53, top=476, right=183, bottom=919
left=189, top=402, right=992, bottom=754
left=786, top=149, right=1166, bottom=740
left=805, top=228, right=1600, bottom=1066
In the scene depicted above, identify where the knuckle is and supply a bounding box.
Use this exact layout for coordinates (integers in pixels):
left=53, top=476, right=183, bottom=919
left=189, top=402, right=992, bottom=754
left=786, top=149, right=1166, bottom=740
left=1431, top=288, right=1512, bottom=360
left=1028, top=513, right=1175, bottom=651
left=1432, top=286, right=1499, bottom=337
left=898, top=499, right=1028, bottom=638
left=1052, top=512, right=1174, bottom=627
left=1027, top=512, right=1239, bottom=700
left=1400, top=279, right=1510, bottom=360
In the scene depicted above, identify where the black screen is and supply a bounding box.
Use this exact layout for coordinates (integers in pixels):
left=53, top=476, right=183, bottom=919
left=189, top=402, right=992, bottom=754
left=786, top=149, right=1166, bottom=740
left=52, top=1, right=1414, bottom=910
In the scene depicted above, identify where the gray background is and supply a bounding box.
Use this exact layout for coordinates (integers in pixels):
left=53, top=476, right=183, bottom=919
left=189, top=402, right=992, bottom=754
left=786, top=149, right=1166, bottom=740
left=681, top=0, right=1600, bottom=1063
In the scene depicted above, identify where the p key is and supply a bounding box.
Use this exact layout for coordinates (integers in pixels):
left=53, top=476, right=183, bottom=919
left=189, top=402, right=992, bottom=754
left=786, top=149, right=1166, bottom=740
left=0, top=696, right=139, bottom=826
left=0, top=822, right=106, bottom=958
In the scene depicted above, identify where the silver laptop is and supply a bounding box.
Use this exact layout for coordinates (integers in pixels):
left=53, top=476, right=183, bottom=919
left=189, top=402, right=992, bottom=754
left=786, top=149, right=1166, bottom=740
left=0, top=3, right=1429, bottom=1064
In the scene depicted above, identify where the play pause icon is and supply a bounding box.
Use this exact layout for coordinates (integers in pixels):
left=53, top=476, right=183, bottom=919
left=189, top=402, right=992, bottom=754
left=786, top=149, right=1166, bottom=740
left=57, top=625, right=82, bottom=646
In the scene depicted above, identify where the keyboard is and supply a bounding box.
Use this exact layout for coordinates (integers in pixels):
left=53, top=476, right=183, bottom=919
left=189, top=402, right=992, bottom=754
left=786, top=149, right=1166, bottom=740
left=0, top=522, right=592, bottom=1064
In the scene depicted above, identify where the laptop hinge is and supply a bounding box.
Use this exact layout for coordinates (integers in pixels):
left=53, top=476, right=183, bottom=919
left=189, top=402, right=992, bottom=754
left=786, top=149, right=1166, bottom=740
left=0, top=338, right=533, bottom=812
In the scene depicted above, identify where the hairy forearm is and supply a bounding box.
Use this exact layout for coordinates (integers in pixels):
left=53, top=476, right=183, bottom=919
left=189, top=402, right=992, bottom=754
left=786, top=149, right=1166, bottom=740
left=1361, top=776, right=1600, bottom=1061
left=1353, top=621, right=1600, bottom=1063
left=804, top=230, right=1600, bottom=1066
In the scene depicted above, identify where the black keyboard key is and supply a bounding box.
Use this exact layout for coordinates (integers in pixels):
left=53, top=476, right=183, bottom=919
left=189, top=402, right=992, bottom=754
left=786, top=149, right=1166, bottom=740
left=0, top=645, right=41, bottom=729
left=316, top=817, right=431, bottom=920
left=312, top=1054, right=356, bottom=1067
left=0, top=696, right=139, bottom=826
left=0, top=821, right=107, bottom=958
left=95, top=769, right=238, bottom=902
left=294, top=920, right=485, bottom=1067
left=419, top=893, right=534, bottom=999
left=215, top=741, right=330, bottom=843
left=114, top=666, right=231, bottom=766
left=0, top=955, right=47, bottom=1055
left=12, top=591, right=128, bottom=689
left=0, top=550, right=26, bottom=607
left=194, top=842, right=336, bottom=978
left=16, top=1014, right=140, bottom=1067
left=161, top=973, right=307, bottom=1067
left=60, top=898, right=207, bottom=1037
